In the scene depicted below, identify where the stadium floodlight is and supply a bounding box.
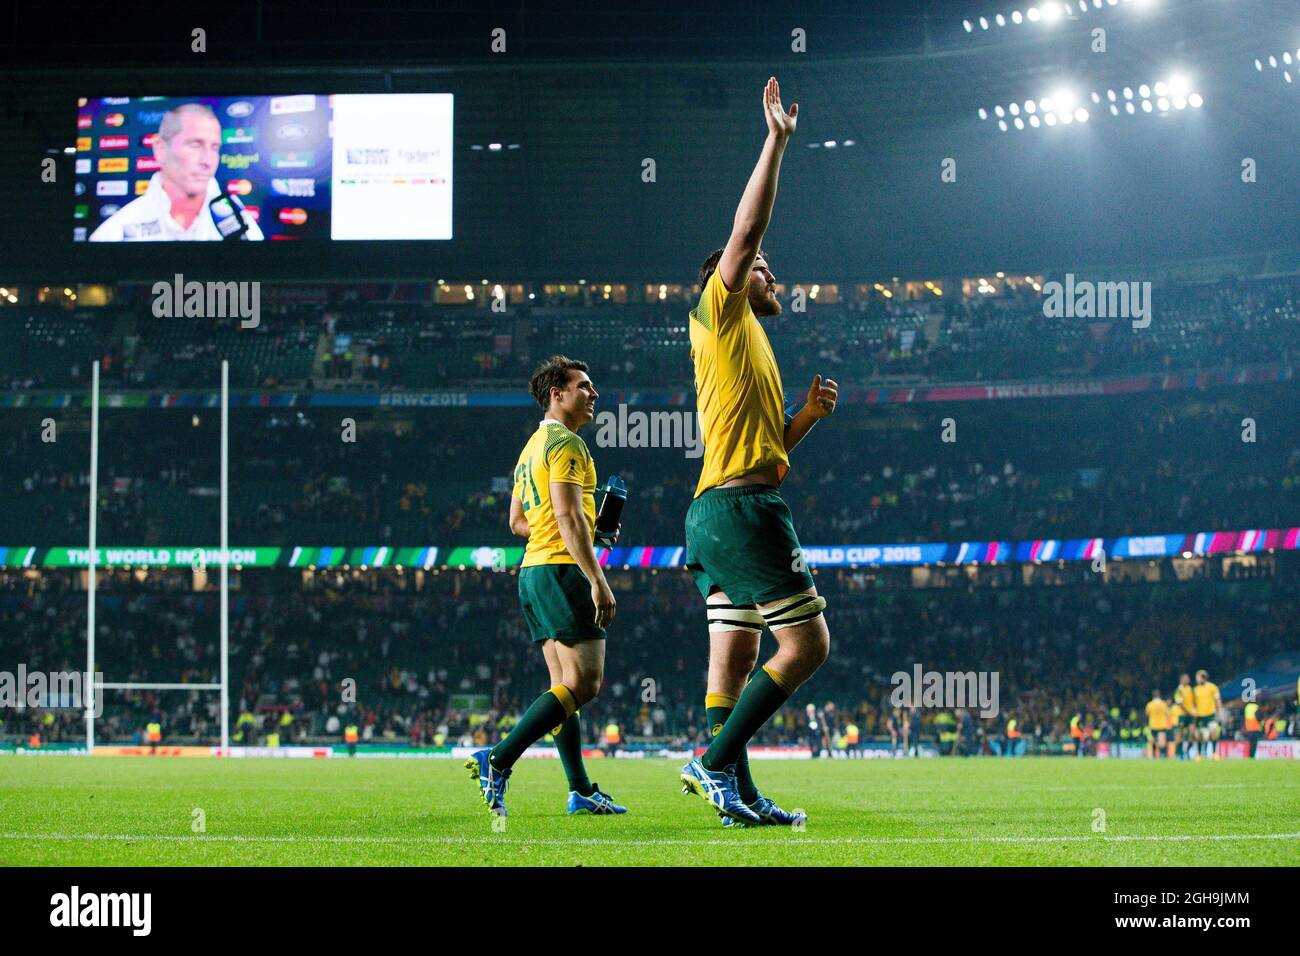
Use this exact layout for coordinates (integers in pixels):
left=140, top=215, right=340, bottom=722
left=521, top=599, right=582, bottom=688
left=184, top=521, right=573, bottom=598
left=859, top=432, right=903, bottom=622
left=963, top=18, right=973, bottom=31
left=996, top=13, right=1006, bottom=26
left=1075, top=107, right=1089, bottom=122
left=1042, top=1, right=1062, bottom=22
left=998, top=119, right=1008, bottom=131
left=1009, top=102, right=1020, bottom=115
left=995, top=105, right=1006, bottom=117
left=1029, top=114, right=1041, bottom=126
left=1107, top=89, right=1117, bottom=101
left=1157, top=96, right=1170, bottom=111
left=1287, top=71, right=1294, bottom=83
left=1039, top=96, right=1054, bottom=112
left=1286, top=52, right=1294, bottom=65
left=1060, top=109, right=1074, bottom=124
left=1123, top=86, right=1133, bottom=99
left=980, top=16, right=990, bottom=29
left=1141, top=99, right=1153, bottom=111
left=1012, top=9, right=1023, bottom=23
left=1014, top=116, right=1025, bottom=129
left=1042, top=111, right=1056, bottom=125
left=1153, top=80, right=1168, bottom=97
left=1109, top=103, right=1120, bottom=115
left=1027, top=6, right=1041, bottom=21
left=1173, top=95, right=1187, bottom=109
left=1125, top=101, right=1136, bottom=113
left=1188, top=92, right=1203, bottom=108
left=978, top=107, right=989, bottom=119
left=1024, top=100, right=1037, bottom=113
left=1138, top=84, right=1151, bottom=98
left=1255, top=59, right=1263, bottom=71
left=1268, top=55, right=1277, bottom=68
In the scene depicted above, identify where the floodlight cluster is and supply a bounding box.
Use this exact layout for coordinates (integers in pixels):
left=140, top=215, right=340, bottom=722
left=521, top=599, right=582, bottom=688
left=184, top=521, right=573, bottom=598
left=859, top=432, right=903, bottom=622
left=1254, top=48, right=1300, bottom=85
left=979, top=75, right=1202, bottom=130
left=962, top=0, right=1154, bottom=34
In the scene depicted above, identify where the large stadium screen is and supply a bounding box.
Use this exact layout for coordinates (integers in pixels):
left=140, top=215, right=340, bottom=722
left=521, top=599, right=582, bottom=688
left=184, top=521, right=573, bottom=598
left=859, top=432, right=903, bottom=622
left=72, top=93, right=453, bottom=242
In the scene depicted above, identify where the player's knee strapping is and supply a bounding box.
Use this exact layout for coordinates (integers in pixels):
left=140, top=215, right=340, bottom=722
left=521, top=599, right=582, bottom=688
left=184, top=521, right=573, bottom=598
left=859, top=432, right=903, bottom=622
left=706, top=602, right=764, bottom=634
left=761, top=593, right=827, bottom=632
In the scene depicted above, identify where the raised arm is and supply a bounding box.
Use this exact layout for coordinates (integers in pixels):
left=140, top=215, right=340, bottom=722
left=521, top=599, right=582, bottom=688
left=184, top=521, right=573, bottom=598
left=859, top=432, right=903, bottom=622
left=716, top=77, right=798, bottom=292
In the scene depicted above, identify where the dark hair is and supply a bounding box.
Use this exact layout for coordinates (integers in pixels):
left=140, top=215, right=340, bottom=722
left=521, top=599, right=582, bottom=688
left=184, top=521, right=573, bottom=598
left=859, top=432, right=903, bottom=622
left=698, top=247, right=768, bottom=289
left=529, top=355, right=588, bottom=410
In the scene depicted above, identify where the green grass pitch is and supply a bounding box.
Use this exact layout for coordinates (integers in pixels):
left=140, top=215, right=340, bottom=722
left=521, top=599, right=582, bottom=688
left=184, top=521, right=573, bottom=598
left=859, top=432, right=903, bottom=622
left=1, top=755, right=1296, bottom=866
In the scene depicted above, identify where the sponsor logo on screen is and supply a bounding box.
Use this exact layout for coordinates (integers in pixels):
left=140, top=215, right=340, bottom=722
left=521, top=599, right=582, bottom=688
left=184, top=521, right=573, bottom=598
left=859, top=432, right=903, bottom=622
left=77, top=115, right=92, bottom=129
left=278, top=208, right=308, bottom=225
left=73, top=227, right=87, bottom=241
left=104, top=113, right=126, bottom=127
left=226, top=100, right=255, bottom=118
left=75, top=158, right=91, bottom=174
left=76, top=137, right=92, bottom=152
left=223, top=127, right=255, bottom=145
left=226, top=179, right=253, bottom=195
left=99, top=204, right=121, bottom=218
left=242, top=206, right=260, bottom=221
left=96, top=180, right=128, bottom=196
left=136, top=110, right=166, bottom=127
left=101, top=97, right=130, bottom=105
left=271, top=151, right=312, bottom=169
left=140, top=133, right=160, bottom=148
left=271, top=177, right=315, bottom=197
left=136, top=157, right=160, bottom=171
left=77, top=97, right=87, bottom=107
left=274, top=122, right=308, bottom=141
left=74, top=204, right=88, bottom=219
left=98, top=135, right=130, bottom=149
left=135, top=180, right=151, bottom=195
left=97, top=158, right=129, bottom=173
left=74, top=182, right=86, bottom=195
left=346, top=148, right=389, bottom=166
left=221, top=153, right=260, bottom=170
left=270, top=95, right=315, bottom=115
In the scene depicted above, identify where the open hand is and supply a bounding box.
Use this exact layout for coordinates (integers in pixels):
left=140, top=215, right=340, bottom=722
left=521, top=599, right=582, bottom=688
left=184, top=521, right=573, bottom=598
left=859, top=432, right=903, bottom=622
left=764, top=76, right=798, bottom=140
left=805, top=374, right=838, bottom=419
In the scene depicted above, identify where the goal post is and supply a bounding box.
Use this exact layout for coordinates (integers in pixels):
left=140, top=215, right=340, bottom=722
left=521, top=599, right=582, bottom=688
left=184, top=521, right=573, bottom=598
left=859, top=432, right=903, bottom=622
left=84, top=359, right=233, bottom=755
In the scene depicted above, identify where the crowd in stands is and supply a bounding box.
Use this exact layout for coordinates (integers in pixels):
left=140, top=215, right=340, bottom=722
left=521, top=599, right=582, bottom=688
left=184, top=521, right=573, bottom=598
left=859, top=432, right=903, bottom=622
left=5, top=385, right=1296, bottom=548
left=1, top=273, right=1296, bottom=392
left=3, top=558, right=1295, bottom=751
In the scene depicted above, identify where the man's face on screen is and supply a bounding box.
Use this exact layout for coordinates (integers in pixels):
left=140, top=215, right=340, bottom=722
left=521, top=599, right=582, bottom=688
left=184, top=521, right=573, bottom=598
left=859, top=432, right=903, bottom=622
left=156, top=112, right=222, bottom=198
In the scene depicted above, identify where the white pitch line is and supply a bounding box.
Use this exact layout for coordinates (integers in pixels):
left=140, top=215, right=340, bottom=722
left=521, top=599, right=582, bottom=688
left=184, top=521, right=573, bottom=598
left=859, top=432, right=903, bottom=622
left=1, top=832, right=1296, bottom=848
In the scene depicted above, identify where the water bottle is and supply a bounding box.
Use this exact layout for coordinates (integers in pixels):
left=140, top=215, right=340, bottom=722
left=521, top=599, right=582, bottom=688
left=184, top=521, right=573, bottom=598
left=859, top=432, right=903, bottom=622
left=595, top=475, right=627, bottom=544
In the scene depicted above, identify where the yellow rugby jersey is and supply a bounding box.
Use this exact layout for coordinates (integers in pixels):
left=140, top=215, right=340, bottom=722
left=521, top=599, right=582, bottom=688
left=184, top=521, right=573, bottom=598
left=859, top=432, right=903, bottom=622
left=1145, top=698, right=1170, bottom=730
left=513, top=420, right=597, bottom=567
left=689, top=269, right=789, bottom=497
left=1174, top=683, right=1195, bottom=715
left=1192, top=681, right=1220, bottom=718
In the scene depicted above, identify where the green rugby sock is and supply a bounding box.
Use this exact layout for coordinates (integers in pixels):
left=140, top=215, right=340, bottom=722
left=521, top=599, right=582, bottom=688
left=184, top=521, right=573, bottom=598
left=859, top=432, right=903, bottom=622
left=554, top=713, right=594, bottom=796
left=702, top=667, right=791, bottom=773
left=706, top=696, right=759, bottom=803
left=490, top=684, right=574, bottom=771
